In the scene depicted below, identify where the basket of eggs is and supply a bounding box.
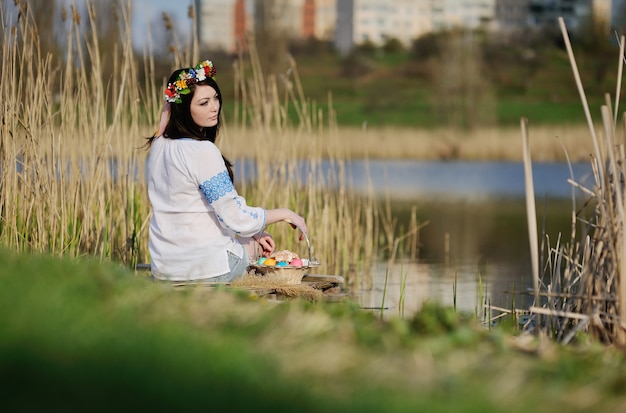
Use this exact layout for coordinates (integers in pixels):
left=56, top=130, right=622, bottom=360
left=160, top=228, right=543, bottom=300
left=248, top=220, right=319, bottom=285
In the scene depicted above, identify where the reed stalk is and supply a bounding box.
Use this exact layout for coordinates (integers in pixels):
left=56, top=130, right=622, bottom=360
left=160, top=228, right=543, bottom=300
left=521, top=118, right=540, bottom=306
left=380, top=268, right=390, bottom=320
left=0, top=2, right=422, bottom=289
left=398, top=266, right=409, bottom=319
left=520, top=18, right=626, bottom=345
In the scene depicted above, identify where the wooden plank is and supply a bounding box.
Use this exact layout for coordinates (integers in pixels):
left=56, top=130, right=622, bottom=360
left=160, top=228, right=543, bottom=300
left=530, top=306, right=590, bottom=321
left=136, top=264, right=344, bottom=286
left=302, top=274, right=344, bottom=284
left=302, top=281, right=336, bottom=290
left=139, top=266, right=348, bottom=302
left=323, top=293, right=349, bottom=302
left=135, top=263, right=151, bottom=272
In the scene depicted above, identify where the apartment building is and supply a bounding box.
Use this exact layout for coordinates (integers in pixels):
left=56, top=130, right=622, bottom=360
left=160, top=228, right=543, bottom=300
left=335, top=0, right=431, bottom=54
left=431, top=0, right=496, bottom=30
left=527, top=0, right=594, bottom=30
left=195, top=0, right=618, bottom=54
left=195, top=0, right=336, bottom=53
left=314, top=0, right=338, bottom=39
left=496, top=0, right=620, bottom=32
left=495, top=0, right=531, bottom=31
left=194, top=0, right=254, bottom=53
left=613, top=0, right=626, bottom=30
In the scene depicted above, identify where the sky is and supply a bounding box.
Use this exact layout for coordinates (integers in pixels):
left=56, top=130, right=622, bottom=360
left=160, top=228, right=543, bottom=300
left=130, top=0, right=194, bottom=49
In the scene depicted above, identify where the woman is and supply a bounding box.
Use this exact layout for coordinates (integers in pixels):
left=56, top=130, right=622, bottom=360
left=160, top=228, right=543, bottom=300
left=145, top=59, right=307, bottom=282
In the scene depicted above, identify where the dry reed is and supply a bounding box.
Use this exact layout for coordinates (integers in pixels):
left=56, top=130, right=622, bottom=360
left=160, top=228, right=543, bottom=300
left=519, top=18, right=626, bottom=345
left=1, top=1, right=151, bottom=267
left=0, top=2, right=422, bottom=287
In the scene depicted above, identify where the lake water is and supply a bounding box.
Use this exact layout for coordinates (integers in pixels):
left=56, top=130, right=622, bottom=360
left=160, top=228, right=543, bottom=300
left=239, top=159, right=595, bottom=319
left=10, top=154, right=595, bottom=319
left=355, top=160, right=593, bottom=319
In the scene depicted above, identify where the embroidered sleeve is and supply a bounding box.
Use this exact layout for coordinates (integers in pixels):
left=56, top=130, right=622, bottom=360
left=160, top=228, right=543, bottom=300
left=188, top=142, right=265, bottom=237
left=199, top=170, right=235, bottom=202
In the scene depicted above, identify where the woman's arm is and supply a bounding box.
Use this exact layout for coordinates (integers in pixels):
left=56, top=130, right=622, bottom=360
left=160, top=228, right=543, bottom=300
left=264, top=208, right=308, bottom=241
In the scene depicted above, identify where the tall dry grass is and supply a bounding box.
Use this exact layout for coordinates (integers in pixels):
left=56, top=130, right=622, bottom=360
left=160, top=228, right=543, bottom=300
left=0, top=2, right=422, bottom=283
left=520, top=18, right=626, bottom=345
left=1, top=2, right=152, bottom=267
left=222, top=36, right=409, bottom=279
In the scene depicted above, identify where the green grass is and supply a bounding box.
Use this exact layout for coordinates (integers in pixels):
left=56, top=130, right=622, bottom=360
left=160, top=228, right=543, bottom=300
left=2, top=249, right=626, bottom=412
left=217, top=44, right=621, bottom=129
left=496, top=100, right=593, bottom=126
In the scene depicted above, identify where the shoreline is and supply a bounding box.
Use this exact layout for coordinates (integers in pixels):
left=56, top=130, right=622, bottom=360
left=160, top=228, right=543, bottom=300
left=219, top=124, right=598, bottom=162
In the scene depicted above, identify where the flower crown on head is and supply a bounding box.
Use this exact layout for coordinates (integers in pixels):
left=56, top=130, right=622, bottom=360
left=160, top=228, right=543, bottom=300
left=164, top=60, right=217, bottom=103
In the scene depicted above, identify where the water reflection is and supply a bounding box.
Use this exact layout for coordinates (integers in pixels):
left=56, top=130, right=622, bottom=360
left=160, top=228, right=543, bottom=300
left=338, top=160, right=589, bottom=318
left=351, top=161, right=591, bottom=317
left=358, top=260, right=535, bottom=320
left=237, top=159, right=593, bottom=319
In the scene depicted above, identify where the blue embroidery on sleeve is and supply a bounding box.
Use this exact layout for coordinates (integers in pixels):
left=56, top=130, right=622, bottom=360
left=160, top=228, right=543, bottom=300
left=214, top=198, right=260, bottom=235
left=235, top=198, right=259, bottom=219
left=199, top=171, right=235, bottom=203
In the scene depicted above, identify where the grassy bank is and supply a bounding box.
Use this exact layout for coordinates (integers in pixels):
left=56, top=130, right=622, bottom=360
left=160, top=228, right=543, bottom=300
left=223, top=123, right=597, bottom=162
left=212, top=30, right=618, bottom=130
left=2, top=249, right=626, bottom=412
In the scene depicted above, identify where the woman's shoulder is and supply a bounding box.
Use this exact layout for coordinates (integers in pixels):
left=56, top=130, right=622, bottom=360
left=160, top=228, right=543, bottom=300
left=168, top=138, right=221, bottom=155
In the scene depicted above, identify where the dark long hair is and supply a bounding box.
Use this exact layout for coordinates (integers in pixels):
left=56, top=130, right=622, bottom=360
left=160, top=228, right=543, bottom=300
left=145, top=69, right=234, bottom=181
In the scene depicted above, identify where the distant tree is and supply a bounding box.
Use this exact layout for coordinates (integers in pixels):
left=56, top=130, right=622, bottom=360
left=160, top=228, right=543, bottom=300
left=289, top=37, right=334, bottom=57
left=29, top=0, right=62, bottom=59
left=481, top=29, right=544, bottom=94
left=411, top=32, right=442, bottom=60
left=82, top=1, right=123, bottom=89
left=382, top=37, right=404, bottom=54
left=575, top=9, right=616, bottom=87
left=254, top=0, right=289, bottom=78
left=0, top=0, right=65, bottom=100
left=356, top=39, right=377, bottom=55
left=432, top=30, right=495, bottom=130
left=2, top=0, right=63, bottom=65
left=339, top=51, right=374, bottom=78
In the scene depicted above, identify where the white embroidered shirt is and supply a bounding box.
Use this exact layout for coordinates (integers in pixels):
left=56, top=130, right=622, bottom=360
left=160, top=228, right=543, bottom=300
left=146, top=137, right=266, bottom=280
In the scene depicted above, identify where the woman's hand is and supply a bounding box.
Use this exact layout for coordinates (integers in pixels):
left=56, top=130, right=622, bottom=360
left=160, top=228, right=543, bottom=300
left=253, top=231, right=275, bottom=257
left=286, top=212, right=307, bottom=241
left=264, top=208, right=308, bottom=241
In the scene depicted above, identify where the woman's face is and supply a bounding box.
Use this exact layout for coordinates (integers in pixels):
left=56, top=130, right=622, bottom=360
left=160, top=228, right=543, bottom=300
left=190, top=85, right=220, bottom=128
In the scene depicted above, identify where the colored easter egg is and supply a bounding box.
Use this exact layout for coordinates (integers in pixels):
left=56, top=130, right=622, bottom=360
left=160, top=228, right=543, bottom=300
left=257, top=257, right=267, bottom=265
left=264, top=258, right=276, bottom=266
left=276, top=261, right=288, bottom=267
left=289, top=258, right=303, bottom=267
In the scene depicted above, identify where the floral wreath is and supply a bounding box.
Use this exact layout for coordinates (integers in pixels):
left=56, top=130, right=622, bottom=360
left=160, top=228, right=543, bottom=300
left=164, top=60, right=217, bottom=103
